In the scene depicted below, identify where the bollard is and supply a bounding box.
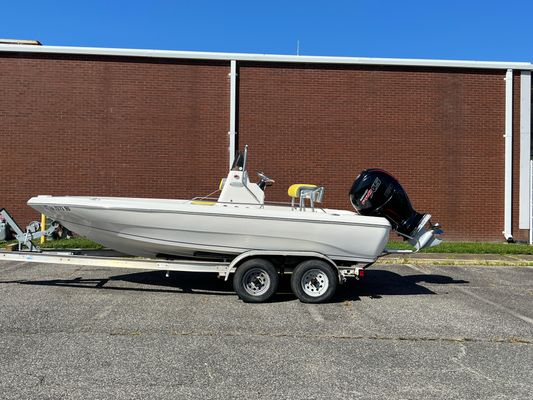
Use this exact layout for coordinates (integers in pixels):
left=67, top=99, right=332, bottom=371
left=40, top=214, right=46, bottom=244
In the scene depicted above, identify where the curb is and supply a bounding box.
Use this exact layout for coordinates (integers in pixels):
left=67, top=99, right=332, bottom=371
left=377, top=257, right=533, bottom=267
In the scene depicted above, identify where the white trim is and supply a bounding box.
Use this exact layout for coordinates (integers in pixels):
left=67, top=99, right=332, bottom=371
left=530, top=160, right=533, bottom=245
left=503, top=69, right=514, bottom=241
left=0, top=44, right=531, bottom=70
left=228, top=60, right=238, bottom=168
left=519, top=71, right=531, bottom=229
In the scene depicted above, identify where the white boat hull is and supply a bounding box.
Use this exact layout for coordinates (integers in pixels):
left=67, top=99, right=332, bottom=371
left=27, top=196, right=391, bottom=263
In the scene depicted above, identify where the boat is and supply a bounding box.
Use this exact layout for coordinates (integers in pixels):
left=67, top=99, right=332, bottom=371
left=27, top=146, right=442, bottom=265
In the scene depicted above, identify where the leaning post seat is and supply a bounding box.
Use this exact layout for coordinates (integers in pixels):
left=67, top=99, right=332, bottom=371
left=288, top=184, right=325, bottom=210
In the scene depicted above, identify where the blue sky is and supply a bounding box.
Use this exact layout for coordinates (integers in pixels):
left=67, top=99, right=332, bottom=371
left=1, top=0, right=532, bottom=61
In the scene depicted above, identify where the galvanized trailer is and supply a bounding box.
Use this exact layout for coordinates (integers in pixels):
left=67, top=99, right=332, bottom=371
left=0, top=207, right=370, bottom=303
left=0, top=248, right=368, bottom=303
left=0, top=208, right=416, bottom=303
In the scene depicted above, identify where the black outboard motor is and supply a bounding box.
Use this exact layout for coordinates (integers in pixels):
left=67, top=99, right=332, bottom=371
left=349, top=169, right=442, bottom=250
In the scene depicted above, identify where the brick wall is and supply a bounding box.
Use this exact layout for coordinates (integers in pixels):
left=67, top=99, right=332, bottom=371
left=238, top=63, right=512, bottom=241
left=0, top=53, right=230, bottom=224
left=0, top=53, right=524, bottom=241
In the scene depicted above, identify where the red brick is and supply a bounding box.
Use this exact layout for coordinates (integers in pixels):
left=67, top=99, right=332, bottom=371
left=0, top=54, right=523, bottom=241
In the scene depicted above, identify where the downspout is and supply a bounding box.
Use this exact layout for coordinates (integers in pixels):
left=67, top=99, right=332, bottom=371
left=503, top=69, right=514, bottom=242
left=228, top=60, right=238, bottom=168
left=519, top=71, right=531, bottom=231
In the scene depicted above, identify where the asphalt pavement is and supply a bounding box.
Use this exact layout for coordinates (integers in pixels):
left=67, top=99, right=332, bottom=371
left=0, top=259, right=531, bottom=399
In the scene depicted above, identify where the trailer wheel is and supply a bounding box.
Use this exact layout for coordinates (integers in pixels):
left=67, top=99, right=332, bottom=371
left=233, top=258, right=279, bottom=303
left=291, top=259, right=337, bottom=303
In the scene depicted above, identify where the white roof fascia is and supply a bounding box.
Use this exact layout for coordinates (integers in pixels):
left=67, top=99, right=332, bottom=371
left=0, top=44, right=531, bottom=71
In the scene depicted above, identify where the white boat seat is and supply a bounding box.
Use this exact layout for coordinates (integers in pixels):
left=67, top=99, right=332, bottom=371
left=288, top=184, right=325, bottom=211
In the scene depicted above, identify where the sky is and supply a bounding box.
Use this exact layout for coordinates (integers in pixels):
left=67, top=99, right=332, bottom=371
left=1, top=0, right=532, bottom=62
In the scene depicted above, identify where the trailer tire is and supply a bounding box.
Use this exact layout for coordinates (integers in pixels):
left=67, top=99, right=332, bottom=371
left=291, top=259, right=337, bottom=303
left=233, top=258, right=279, bottom=303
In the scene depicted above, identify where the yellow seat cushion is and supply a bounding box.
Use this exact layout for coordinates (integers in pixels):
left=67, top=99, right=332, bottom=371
left=288, top=184, right=317, bottom=198
left=191, top=200, right=216, bottom=206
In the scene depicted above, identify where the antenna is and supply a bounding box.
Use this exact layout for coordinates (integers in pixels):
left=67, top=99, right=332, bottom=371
left=296, top=40, right=300, bottom=56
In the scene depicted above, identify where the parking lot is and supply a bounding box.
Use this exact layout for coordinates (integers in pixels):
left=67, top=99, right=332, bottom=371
left=0, top=260, right=531, bottom=399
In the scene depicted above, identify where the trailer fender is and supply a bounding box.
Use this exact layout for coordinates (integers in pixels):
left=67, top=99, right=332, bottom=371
left=223, top=250, right=338, bottom=282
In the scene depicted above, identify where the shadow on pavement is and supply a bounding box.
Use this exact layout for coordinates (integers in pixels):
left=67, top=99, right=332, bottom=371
left=334, top=270, right=468, bottom=302
left=0, top=268, right=468, bottom=303
left=0, top=271, right=232, bottom=296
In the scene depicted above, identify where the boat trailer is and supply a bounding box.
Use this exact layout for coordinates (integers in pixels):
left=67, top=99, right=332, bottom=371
left=0, top=208, right=417, bottom=303
left=0, top=248, right=369, bottom=303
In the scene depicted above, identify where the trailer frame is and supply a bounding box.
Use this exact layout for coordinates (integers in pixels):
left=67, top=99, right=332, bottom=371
left=0, top=248, right=369, bottom=303
left=0, top=249, right=366, bottom=281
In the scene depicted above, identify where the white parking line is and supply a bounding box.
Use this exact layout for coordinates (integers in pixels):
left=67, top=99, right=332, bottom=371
left=405, top=264, right=533, bottom=326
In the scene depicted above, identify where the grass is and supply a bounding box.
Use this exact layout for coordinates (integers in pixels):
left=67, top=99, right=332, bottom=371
left=2, top=236, right=533, bottom=255
left=40, top=237, right=104, bottom=249
left=0, top=237, right=103, bottom=250
left=387, top=240, right=533, bottom=255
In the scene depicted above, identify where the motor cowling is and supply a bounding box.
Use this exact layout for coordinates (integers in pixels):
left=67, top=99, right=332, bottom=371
left=349, top=169, right=426, bottom=238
